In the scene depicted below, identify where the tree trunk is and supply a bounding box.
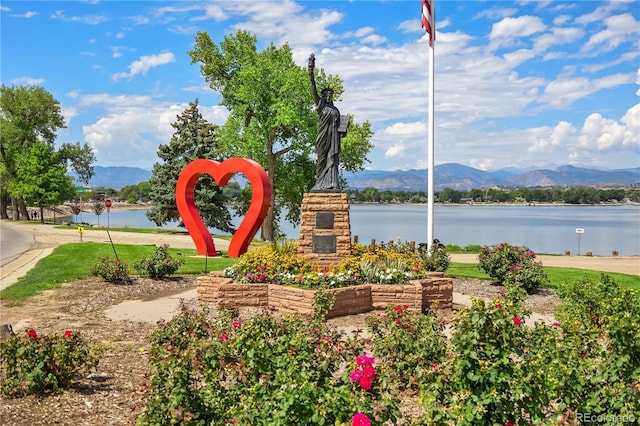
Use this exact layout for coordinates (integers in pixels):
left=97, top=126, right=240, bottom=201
left=11, top=197, right=20, bottom=220
left=39, top=206, right=45, bottom=224
left=18, top=198, right=29, bottom=221
left=0, top=192, right=8, bottom=219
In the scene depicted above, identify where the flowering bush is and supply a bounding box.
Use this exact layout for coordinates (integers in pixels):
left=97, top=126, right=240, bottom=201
left=478, top=242, right=548, bottom=294
left=138, top=303, right=400, bottom=426
left=225, top=239, right=450, bottom=288
left=133, top=244, right=185, bottom=278
left=366, top=305, right=446, bottom=390
left=417, top=274, right=639, bottom=424
left=223, top=241, right=317, bottom=283
left=0, top=329, right=98, bottom=396
left=137, top=274, right=637, bottom=424
left=90, top=256, right=131, bottom=283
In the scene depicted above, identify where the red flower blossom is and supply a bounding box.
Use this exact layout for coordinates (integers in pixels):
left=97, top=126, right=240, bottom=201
left=362, top=365, right=376, bottom=380
left=552, top=321, right=561, bottom=327
left=356, top=354, right=375, bottom=366
left=27, top=329, right=37, bottom=339
left=403, top=304, right=409, bottom=310
left=505, top=421, right=514, bottom=426
left=512, top=317, right=522, bottom=326
left=495, top=303, right=503, bottom=309
left=352, top=413, right=371, bottom=426
left=63, top=330, right=73, bottom=338
left=232, top=321, right=240, bottom=329
left=220, top=334, right=229, bottom=342
left=395, top=306, right=403, bottom=314
left=431, top=362, right=439, bottom=370
left=358, top=376, right=373, bottom=390
left=349, top=369, right=363, bottom=382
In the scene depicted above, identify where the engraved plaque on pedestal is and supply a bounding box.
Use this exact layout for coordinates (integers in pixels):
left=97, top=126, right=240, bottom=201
left=316, top=212, right=334, bottom=229
left=312, top=234, right=337, bottom=254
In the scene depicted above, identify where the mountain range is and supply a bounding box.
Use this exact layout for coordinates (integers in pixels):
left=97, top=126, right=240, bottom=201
left=78, top=164, right=640, bottom=191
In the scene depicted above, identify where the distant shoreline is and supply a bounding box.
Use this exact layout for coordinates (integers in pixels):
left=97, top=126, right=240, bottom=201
left=350, top=201, right=640, bottom=207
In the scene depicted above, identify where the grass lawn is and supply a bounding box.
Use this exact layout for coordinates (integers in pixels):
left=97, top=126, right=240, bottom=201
left=447, top=262, right=640, bottom=291
left=2, top=242, right=637, bottom=302
left=0, top=242, right=236, bottom=302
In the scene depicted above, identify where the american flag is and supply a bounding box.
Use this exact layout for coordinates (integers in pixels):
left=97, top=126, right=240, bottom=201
left=421, top=0, right=435, bottom=47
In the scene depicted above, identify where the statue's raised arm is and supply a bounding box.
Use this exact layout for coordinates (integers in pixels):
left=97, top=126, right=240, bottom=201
left=308, top=53, right=320, bottom=105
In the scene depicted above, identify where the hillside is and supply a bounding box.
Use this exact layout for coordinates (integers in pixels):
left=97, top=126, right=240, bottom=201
left=77, top=164, right=640, bottom=191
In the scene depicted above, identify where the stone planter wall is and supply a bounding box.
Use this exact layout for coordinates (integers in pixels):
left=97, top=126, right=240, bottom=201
left=197, top=273, right=452, bottom=319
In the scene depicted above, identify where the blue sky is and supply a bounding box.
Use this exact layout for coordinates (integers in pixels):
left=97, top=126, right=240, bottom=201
left=2, top=0, right=639, bottom=172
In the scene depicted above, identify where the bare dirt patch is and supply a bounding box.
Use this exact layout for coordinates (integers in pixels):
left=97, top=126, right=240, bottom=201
left=0, top=276, right=561, bottom=425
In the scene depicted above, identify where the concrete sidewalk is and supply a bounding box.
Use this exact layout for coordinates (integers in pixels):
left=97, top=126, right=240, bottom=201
left=103, top=287, right=557, bottom=327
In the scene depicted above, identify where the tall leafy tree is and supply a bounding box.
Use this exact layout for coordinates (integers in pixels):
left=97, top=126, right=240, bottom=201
left=0, top=84, right=94, bottom=219
left=189, top=30, right=373, bottom=241
left=146, top=99, right=234, bottom=233
left=10, top=141, right=75, bottom=222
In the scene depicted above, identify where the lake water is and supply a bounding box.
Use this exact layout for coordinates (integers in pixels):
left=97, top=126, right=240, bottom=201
left=97, top=204, right=639, bottom=256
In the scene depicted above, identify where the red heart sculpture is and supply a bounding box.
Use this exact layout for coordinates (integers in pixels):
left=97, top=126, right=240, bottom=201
left=176, top=158, right=271, bottom=258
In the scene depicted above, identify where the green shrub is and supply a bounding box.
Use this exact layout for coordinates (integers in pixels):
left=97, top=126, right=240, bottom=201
left=478, top=242, right=548, bottom=294
left=138, top=304, right=400, bottom=425
left=366, top=305, right=446, bottom=390
left=133, top=244, right=185, bottom=278
left=90, top=256, right=131, bottom=283
left=0, top=329, right=98, bottom=396
left=417, top=244, right=450, bottom=272
left=416, top=274, right=639, bottom=424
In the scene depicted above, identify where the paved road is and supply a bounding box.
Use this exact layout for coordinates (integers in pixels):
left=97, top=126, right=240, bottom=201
left=1, top=220, right=638, bottom=291
left=1, top=221, right=36, bottom=267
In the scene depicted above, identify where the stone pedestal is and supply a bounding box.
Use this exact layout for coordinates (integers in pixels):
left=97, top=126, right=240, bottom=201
left=298, top=192, right=351, bottom=269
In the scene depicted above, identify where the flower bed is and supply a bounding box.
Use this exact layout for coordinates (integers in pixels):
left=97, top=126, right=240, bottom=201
left=196, top=272, right=453, bottom=319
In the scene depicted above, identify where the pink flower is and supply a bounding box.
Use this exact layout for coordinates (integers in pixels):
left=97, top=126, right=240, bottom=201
left=356, top=354, right=375, bottom=366
left=552, top=321, right=561, bottom=328
left=431, top=362, right=439, bottom=370
left=362, top=365, right=376, bottom=380
left=349, top=369, right=363, bottom=382
left=352, top=413, right=371, bottom=426
left=232, top=321, right=240, bottom=329
left=358, top=376, right=373, bottom=390
left=512, top=317, right=522, bottom=326
left=63, top=330, right=73, bottom=338
left=220, top=334, right=229, bottom=342
left=395, top=306, right=403, bottom=314
left=27, top=329, right=37, bottom=339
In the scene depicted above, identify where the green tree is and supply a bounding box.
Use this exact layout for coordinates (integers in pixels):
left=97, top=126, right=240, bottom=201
left=189, top=30, right=373, bottom=241
left=9, top=141, right=75, bottom=222
left=146, top=100, right=234, bottom=233
left=0, top=84, right=94, bottom=219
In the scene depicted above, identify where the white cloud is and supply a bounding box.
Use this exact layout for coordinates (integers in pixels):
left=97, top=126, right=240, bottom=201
left=541, top=73, right=635, bottom=108
left=112, top=52, right=176, bottom=81
left=384, top=143, right=406, bottom=158
left=10, top=76, right=45, bottom=85
left=10, top=11, right=38, bottom=18
left=50, top=10, right=107, bottom=25
left=577, top=104, right=640, bottom=151
left=583, top=13, right=640, bottom=51
left=81, top=96, right=229, bottom=167
left=489, top=16, right=546, bottom=49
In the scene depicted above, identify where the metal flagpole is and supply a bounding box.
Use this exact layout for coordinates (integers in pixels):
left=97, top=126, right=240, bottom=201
left=427, top=34, right=435, bottom=251
left=422, top=0, right=436, bottom=251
